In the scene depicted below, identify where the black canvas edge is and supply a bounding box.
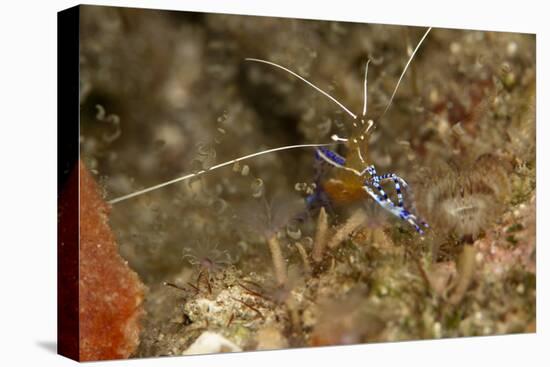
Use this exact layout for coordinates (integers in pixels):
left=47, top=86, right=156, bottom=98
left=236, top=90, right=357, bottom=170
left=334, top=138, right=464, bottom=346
left=57, top=4, right=80, bottom=362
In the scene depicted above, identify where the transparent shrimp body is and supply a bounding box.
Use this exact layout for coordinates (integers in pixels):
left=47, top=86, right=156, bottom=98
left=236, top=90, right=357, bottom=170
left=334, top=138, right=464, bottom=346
left=108, top=28, right=433, bottom=234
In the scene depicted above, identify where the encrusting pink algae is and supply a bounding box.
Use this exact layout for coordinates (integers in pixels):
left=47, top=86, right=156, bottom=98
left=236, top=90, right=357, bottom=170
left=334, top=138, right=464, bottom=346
left=79, top=161, right=146, bottom=361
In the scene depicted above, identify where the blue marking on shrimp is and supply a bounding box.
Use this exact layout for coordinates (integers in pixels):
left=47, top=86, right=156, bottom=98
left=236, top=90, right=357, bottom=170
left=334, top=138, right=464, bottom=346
left=315, top=147, right=346, bottom=167
left=362, top=169, right=428, bottom=234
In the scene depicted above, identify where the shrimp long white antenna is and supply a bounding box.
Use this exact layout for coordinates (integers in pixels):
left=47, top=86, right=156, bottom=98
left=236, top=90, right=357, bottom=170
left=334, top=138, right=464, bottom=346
left=108, top=142, right=338, bottom=204
left=362, top=59, right=371, bottom=117
left=245, top=58, right=357, bottom=120
left=379, top=27, right=432, bottom=119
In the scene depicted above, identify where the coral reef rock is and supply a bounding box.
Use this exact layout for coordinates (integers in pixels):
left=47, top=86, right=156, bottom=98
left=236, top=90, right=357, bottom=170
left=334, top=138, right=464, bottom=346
left=183, top=332, right=242, bottom=355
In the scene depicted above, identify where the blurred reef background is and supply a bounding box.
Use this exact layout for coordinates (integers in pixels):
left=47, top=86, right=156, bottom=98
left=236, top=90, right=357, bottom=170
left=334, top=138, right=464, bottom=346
left=79, top=5, right=535, bottom=357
